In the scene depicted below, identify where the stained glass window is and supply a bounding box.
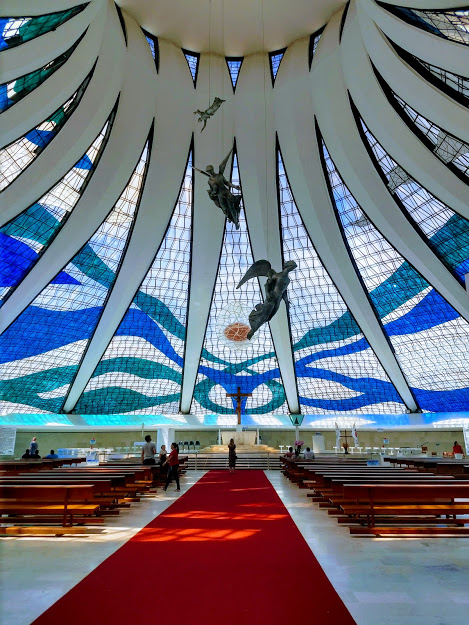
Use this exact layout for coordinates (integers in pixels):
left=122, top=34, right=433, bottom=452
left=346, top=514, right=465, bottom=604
left=0, top=140, right=150, bottom=414
left=142, top=28, right=158, bottom=72
left=0, top=36, right=82, bottom=113
left=380, top=4, right=469, bottom=46
left=191, top=153, right=289, bottom=417
left=0, top=107, right=116, bottom=306
left=0, top=5, right=87, bottom=51
left=321, top=138, right=469, bottom=412
left=308, top=27, right=324, bottom=69
left=76, top=152, right=193, bottom=415
left=278, top=150, right=404, bottom=413
left=358, top=114, right=469, bottom=283
left=0, top=70, right=93, bottom=191
left=269, top=48, right=286, bottom=86
left=226, top=57, right=243, bottom=92
left=182, top=49, right=200, bottom=86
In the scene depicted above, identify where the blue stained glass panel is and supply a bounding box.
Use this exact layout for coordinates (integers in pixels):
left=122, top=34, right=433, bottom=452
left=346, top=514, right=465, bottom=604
left=278, top=151, right=404, bottom=413
left=183, top=50, right=199, bottom=84
left=0, top=5, right=87, bottom=51
left=191, top=154, right=289, bottom=417
left=0, top=112, right=115, bottom=306
left=75, top=152, right=193, bottom=415
left=226, top=58, right=243, bottom=91
left=321, top=139, right=469, bottom=412
left=359, top=116, right=469, bottom=282
left=0, top=71, right=92, bottom=191
left=0, top=141, right=150, bottom=414
left=269, top=49, right=286, bottom=85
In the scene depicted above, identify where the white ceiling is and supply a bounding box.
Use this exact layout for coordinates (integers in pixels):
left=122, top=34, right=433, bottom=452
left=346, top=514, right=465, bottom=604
left=117, top=0, right=346, bottom=56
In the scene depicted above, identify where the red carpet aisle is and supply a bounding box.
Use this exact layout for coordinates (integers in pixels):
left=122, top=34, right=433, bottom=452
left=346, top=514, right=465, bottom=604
left=32, top=471, right=356, bottom=625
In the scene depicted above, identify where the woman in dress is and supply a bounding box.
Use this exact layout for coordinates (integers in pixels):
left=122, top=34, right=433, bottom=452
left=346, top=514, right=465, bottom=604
left=228, top=438, right=236, bottom=473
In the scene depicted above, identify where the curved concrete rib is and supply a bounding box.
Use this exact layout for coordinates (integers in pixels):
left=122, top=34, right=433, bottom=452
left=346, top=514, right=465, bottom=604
left=64, top=39, right=195, bottom=412
left=275, top=22, right=417, bottom=411
left=0, top=11, right=156, bottom=335
left=360, top=0, right=469, bottom=79
left=358, top=13, right=469, bottom=146
left=0, top=0, right=103, bottom=83
left=0, top=1, right=124, bottom=226
left=0, top=0, right=107, bottom=145
left=343, top=5, right=469, bottom=224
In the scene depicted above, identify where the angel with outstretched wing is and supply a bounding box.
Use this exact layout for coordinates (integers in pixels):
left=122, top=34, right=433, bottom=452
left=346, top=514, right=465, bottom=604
left=236, top=259, right=297, bottom=338
left=194, top=97, right=225, bottom=132
left=193, top=148, right=242, bottom=229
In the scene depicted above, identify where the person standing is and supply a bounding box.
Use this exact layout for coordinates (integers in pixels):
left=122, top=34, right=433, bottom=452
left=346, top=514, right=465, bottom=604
left=453, top=441, right=464, bottom=456
left=30, top=437, right=38, bottom=455
left=141, top=435, right=157, bottom=465
left=159, top=445, right=167, bottom=474
left=228, top=438, right=237, bottom=473
left=162, top=443, right=180, bottom=491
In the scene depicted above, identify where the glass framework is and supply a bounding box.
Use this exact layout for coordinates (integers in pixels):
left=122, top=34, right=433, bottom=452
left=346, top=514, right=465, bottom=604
left=0, top=5, right=87, bottom=51
left=358, top=116, right=469, bottom=282
left=278, top=151, right=404, bottom=413
left=269, top=49, right=286, bottom=86
left=0, top=70, right=93, bottom=192
left=0, top=109, right=116, bottom=306
left=191, top=154, right=288, bottom=417
left=380, top=4, right=469, bottom=46
left=321, top=138, right=469, bottom=411
left=389, top=89, right=469, bottom=181
left=182, top=49, right=200, bottom=86
left=76, top=152, right=193, bottom=415
left=0, top=140, right=150, bottom=414
left=0, top=37, right=82, bottom=113
left=225, top=57, right=243, bottom=92
left=308, top=28, right=324, bottom=69
left=142, top=28, right=158, bottom=72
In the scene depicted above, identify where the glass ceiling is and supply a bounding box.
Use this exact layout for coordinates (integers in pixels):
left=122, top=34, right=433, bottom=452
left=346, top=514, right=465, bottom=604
left=0, top=2, right=468, bottom=422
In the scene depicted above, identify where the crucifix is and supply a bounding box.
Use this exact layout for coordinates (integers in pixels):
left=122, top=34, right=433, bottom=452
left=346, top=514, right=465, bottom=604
left=226, top=386, right=252, bottom=425
left=340, top=430, right=354, bottom=454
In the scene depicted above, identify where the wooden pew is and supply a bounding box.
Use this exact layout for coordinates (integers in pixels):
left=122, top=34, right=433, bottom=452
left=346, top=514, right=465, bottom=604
left=0, top=484, right=99, bottom=527
left=340, top=483, right=469, bottom=535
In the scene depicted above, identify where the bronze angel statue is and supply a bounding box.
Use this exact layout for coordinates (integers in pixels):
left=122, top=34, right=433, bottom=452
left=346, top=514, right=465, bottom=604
left=194, top=96, right=225, bottom=132
left=237, top=259, right=297, bottom=339
left=193, top=148, right=242, bottom=229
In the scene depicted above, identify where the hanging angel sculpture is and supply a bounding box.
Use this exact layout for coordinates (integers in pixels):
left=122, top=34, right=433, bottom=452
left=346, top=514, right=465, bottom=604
left=194, top=96, right=225, bottom=132
left=236, top=259, right=297, bottom=339
left=193, top=148, right=242, bottom=229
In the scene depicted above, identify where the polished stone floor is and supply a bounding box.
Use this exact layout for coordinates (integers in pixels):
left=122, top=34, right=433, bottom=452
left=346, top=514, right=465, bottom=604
left=2, top=470, right=469, bottom=625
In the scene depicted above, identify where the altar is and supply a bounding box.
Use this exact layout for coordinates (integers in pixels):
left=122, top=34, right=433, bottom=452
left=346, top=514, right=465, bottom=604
left=221, top=431, right=257, bottom=446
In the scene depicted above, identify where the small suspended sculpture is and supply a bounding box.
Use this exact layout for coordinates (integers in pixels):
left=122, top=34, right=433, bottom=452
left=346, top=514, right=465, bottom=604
left=194, top=96, right=225, bottom=132
left=237, top=260, right=297, bottom=339
left=193, top=147, right=242, bottom=229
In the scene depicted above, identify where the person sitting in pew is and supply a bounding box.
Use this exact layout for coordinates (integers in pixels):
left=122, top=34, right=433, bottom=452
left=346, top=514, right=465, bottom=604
left=21, top=449, right=31, bottom=459
left=32, top=450, right=41, bottom=459
left=141, top=435, right=157, bottom=465
left=303, top=447, right=315, bottom=459
left=453, top=441, right=464, bottom=456
left=44, top=449, right=59, bottom=459
left=284, top=447, right=294, bottom=458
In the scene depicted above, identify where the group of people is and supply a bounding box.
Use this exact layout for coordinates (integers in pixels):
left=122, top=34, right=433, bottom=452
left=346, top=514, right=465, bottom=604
left=21, top=436, right=59, bottom=460
left=284, top=446, right=315, bottom=459
left=141, top=435, right=180, bottom=491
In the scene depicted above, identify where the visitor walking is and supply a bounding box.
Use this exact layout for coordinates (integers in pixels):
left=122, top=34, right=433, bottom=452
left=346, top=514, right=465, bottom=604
left=141, top=435, right=157, bottom=465
left=228, top=438, right=237, bottom=473
left=162, top=443, right=180, bottom=491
